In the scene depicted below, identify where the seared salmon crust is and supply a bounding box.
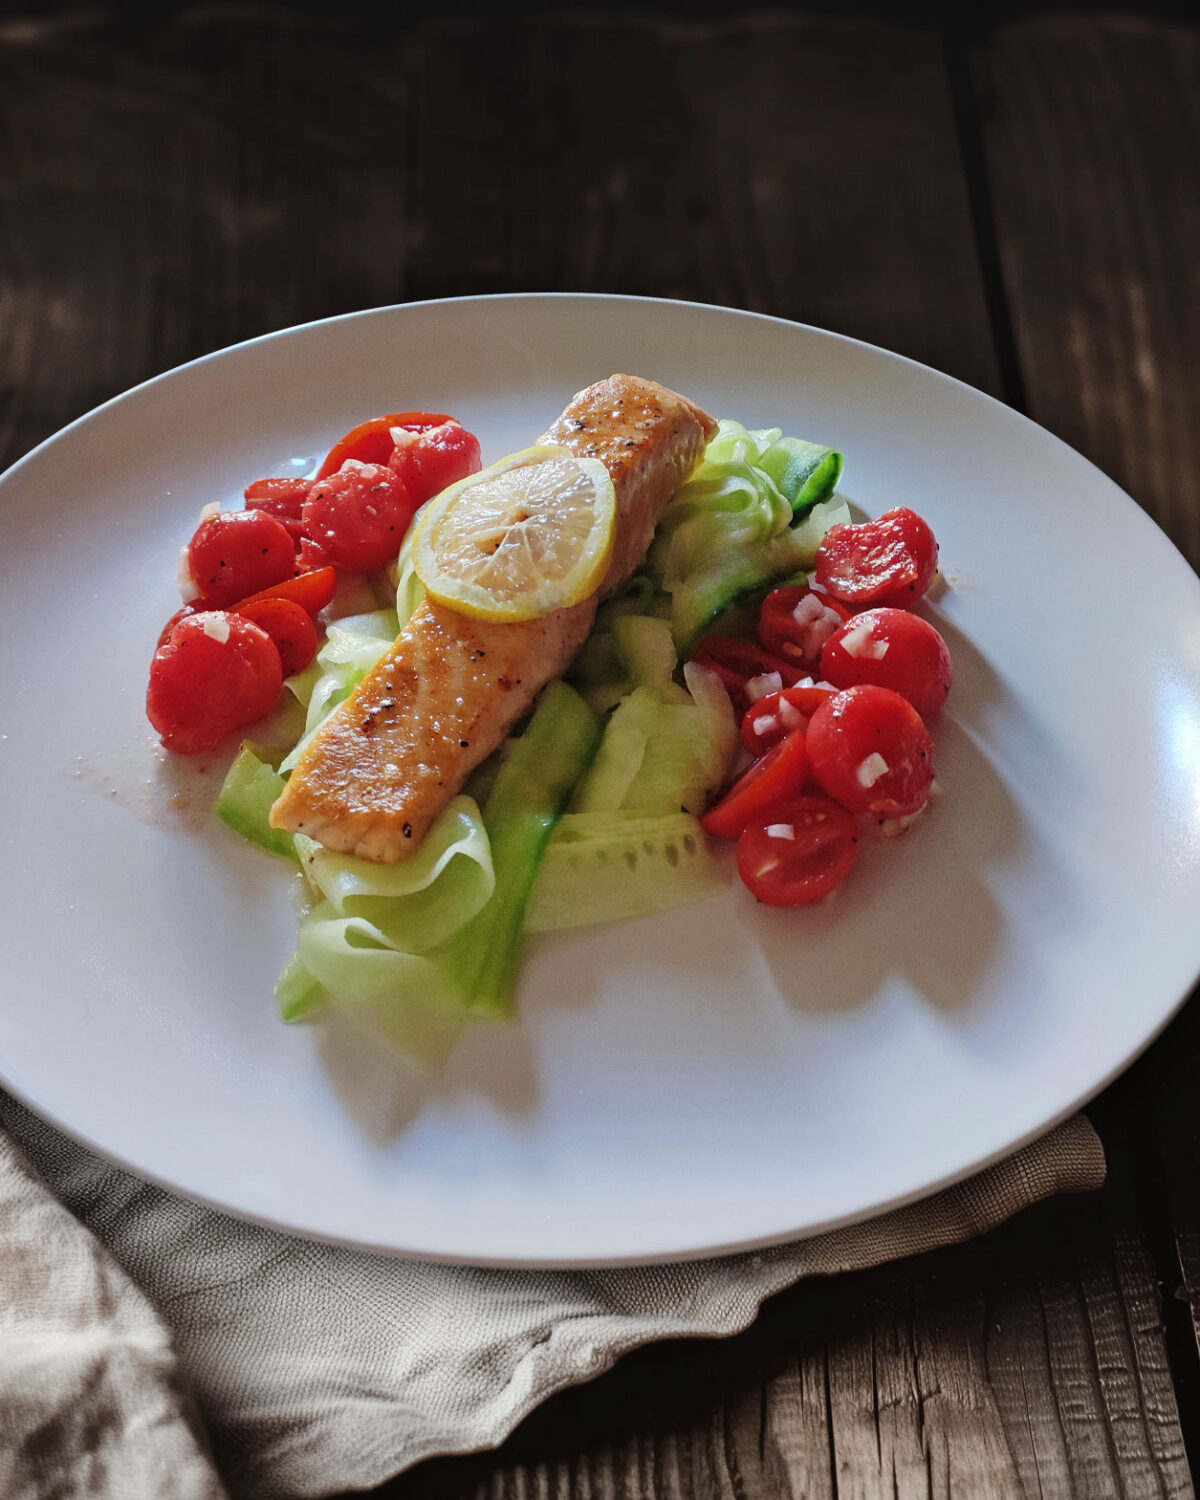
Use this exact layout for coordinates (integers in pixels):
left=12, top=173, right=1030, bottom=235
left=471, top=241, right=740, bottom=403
left=269, top=375, right=717, bottom=862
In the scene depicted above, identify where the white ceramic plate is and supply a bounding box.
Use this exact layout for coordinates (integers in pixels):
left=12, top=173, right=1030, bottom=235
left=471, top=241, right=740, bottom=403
left=2, top=295, right=1199, bottom=1266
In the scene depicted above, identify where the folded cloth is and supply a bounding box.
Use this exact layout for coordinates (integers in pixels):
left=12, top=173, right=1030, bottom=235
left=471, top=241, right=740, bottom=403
left=0, top=1096, right=1104, bottom=1500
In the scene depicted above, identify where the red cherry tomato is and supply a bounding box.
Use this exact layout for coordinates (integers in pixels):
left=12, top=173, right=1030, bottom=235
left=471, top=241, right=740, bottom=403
left=737, top=796, right=859, bottom=906
left=806, top=686, right=934, bottom=818
left=234, top=566, right=338, bottom=618
left=741, top=684, right=839, bottom=756
left=690, top=636, right=805, bottom=717
left=389, top=419, right=483, bottom=505
left=244, top=476, right=312, bottom=543
left=757, top=586, right=850, bottom=668
left=236, top=598, right=319, bottom=677
left=316, top=411, right=453, bottom=480
left=297, top=535, right=330, bottom=571
left=156, top=602, right=209, bottom=647
left=147, top=612, right=283, bottom=755
left=815, top=507, right=939, bottom=609
left=244, top=476, right=311, bottom=514
left=819, top=608, right=953, bottom=720
left=700, top=729, right=811, bottom=839
left=301, top=462, right=418, bottom=573
left=187, top=510, right=297, bottom=609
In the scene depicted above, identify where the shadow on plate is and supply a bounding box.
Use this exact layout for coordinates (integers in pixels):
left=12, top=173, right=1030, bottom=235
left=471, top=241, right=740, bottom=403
left=751, top=713, right=1010, bottom=1020
left=756, top=615, right=1081, bottom=1034
left=314, top=993, right=541, bottom=1148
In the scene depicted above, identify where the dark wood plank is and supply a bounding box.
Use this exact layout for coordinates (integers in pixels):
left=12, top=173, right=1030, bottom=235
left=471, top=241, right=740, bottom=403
left=0, top=9, right=414, bottom=466
left=0, top=10, right=1193, bottom=1499
left=977, top=15, right=1200, bottom=568
left=0, top=8, right=1002, bottom=449
left=405, top=14, right=1001, bottom=397
left=1159, top=983, right=1200, bottom=1341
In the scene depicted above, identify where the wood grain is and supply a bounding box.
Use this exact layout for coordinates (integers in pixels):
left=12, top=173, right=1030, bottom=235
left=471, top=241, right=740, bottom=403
left=405, top=14, right=1001, bottom=396
left=0, top=10, right=1196, bottom=1499
left=978, top=15, right=1200, bottom=568
left=0, top=9, right=414, bottom=464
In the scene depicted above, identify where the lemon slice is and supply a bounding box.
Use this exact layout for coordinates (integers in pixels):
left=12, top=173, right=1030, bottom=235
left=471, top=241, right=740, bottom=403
left=412, top=445, right=617, bottom=622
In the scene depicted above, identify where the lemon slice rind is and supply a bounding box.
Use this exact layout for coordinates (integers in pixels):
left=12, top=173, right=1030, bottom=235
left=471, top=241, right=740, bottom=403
left=412, top=445, right=617, bottom=623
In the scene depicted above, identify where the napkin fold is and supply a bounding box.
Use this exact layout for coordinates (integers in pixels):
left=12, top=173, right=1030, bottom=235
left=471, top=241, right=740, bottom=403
left=0, top=1095, right=1104, bottom=1500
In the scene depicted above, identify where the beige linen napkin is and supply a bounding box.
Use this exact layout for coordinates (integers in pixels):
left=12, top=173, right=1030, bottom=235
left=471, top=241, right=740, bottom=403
left=0, top=1094, right=1104, bottom=1500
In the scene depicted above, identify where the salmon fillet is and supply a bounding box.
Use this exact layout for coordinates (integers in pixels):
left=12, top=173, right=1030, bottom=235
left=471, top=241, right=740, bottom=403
left=269, top=375, right=717, bottom=862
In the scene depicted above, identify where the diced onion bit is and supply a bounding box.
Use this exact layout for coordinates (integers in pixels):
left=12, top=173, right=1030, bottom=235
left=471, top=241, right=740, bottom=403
left=791, top=594, right=826, bottom=626
left=752, top=714, right=777, bottom=738
left=178, top=545, right=201, bottom=602
left=839, top=617, right=889, bottom=660
left=766, top=823, right=796, bottom=841
left=856, top=752, right=890, bottom=788
left=389, top=426, right=420, bottom=448
left=201, top=614, right=232, bottom=644
left=746, top=671, right=784, bottom=703
left=778, top=698, right=805, bottom=730
left=198, top=501, right=221, bottom=522
left=791, top=592, right=844, bottom=658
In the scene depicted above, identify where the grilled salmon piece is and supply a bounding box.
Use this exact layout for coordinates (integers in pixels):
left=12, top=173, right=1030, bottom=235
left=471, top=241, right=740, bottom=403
left=270, top=375, right=717, bottom=862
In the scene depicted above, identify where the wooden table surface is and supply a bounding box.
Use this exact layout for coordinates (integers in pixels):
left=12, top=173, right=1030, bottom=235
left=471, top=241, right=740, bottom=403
left=3, top=4, right=1198, bottom=1495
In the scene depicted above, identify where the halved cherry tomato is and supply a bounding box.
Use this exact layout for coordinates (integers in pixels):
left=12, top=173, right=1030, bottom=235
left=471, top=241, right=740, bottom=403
left=244, top=476, right=311, bottom=514
left=187, top=510, right=297, bottom=608
left=690, top=636, right=805, bottom=717
left=234, top=566, right=337, bottom=618
left=815, top=507, right=939, bottom=609
left=244, top=476, right=312, bottom=543
left=757, top=586, right=850, bottom=667
left=806, top=686, right=934, bottom=818
left=741, top=684, right=839, bottom=756
left=302, top=462, right=418, bottom=572
left=315, top=411, right=453, bottom=480
left=147, top=612, right=282, bottom=755
left=700, top=728, right=810, bottom=839
left=297, top=536, right=329, bottom=572
left=737, top=796, right=859, bottom=905
left=236, top=597, right=319, bottom=677
left=156, top=602, right=210, bottom=647
left=819, top=607, right=952, bottom=720
left=389, top=419, right=483, bottom=505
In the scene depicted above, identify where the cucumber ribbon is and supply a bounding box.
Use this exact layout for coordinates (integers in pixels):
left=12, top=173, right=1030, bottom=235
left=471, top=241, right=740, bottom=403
left=443, top=680, right=601, bottom=1018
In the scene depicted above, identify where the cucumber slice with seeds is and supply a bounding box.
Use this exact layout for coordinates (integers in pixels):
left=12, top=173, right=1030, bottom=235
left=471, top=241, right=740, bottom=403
left=526, top=812, right=727, bottom=932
